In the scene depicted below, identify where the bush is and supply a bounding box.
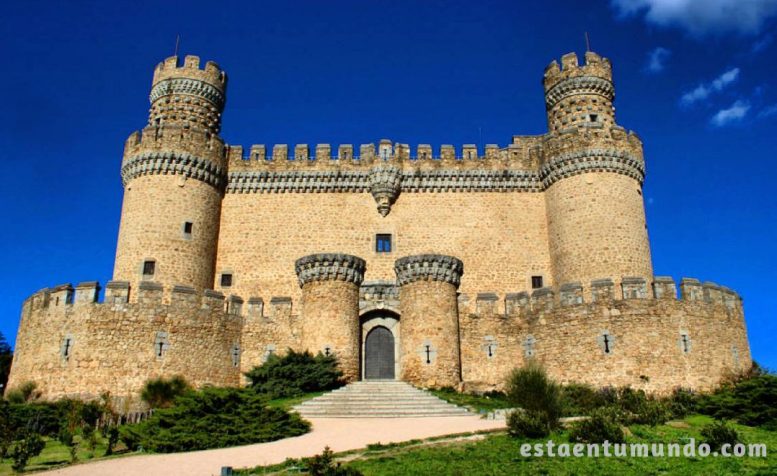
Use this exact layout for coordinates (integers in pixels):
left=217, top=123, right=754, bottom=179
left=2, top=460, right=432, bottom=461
left=667, top=388, right=697, bottom=419
left=105, top=426, right=120, bottom=456
left=5, top=381, right=41, bottom=404
left=569, top=407, right=625, bottom=444
left=507, top=410, right=550, bottom=438
left=696, top=374, right=777, bottom=430
left=505, top=362, right=563, bottom=435
left=701, top=420, right=741, bottom=452
left=10, top=429, right=45, bottom=472
left=561, top=383, right=610, bottom=416
left=120, top=387, right=310, bottom=452
left=140, top=375, right=190, bottom=409
left=305, top=446, right=363, bottom=476
left=245, top=350, right=344, bottom=399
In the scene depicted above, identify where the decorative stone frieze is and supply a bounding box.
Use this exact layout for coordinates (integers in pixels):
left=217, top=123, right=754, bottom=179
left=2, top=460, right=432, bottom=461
left=149, top=78, right=226, bottom=107
left=540, top=148, right=645, bottom=188
left=394, top=254, right=464, bottom=287
left=294, top=253, right=366, bottom=287
left=544, top=76, right=614, bottom=110
left=121, top=151, right=227, bottom=189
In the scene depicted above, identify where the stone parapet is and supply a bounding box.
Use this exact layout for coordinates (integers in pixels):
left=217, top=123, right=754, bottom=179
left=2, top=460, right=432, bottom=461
left=394, top=254, right=464, bottom=287
left=294, top=253, right=366, bottom=287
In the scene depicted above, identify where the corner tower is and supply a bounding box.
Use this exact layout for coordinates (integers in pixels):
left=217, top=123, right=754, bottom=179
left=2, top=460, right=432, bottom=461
left=542, top=52, right=653, bottom=290
left=113, top=55, right=228, bottom=294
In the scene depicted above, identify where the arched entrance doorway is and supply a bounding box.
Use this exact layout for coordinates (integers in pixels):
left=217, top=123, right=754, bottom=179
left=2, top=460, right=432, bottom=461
left=360, top=311, right=400, bottom=380
left=365, top=326, right=395, bottom=379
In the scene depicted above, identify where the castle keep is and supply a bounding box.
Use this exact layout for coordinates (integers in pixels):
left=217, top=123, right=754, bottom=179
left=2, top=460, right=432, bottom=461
left=7, top=51, right=751, bottom=402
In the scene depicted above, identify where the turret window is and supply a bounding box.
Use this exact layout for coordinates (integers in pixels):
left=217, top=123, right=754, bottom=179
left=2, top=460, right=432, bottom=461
left=589, top=114, right=599, bottom=122
left=220, top=273, right=233, bottom=287
left=142, top=260, right=156, bottom=278
left=531, top=276, right=544, bottom=289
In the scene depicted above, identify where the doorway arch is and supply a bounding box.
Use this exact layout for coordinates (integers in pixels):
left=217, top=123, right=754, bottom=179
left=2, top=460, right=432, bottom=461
left=360, top=311, right=400, bottom=380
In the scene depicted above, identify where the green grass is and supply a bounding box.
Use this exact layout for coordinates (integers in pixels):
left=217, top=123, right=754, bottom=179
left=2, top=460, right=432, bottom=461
left=0, top=434, right=133, bottom=475
left=429, top=389, right=512, bottom=414
left=240, top=416, right=776, bottom=475
left=265, top=391, right=325, bottom=411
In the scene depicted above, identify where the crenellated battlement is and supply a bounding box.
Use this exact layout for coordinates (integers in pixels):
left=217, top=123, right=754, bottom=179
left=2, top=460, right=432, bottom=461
left=152, top=55, right=227, bottom=90
left=459, top=276, right=743, bottom=318
left=543, top=51, right=613, bottom=95
left=23, top=280, right=245, bottom=319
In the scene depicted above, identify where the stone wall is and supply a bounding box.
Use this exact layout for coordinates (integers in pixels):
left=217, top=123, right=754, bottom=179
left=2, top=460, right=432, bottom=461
left=458, top=276, right=750, bottom=394
left=6, top=282, right=242, bottom=409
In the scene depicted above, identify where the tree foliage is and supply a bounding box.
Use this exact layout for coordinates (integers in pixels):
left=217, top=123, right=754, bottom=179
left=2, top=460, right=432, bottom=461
left=140, top=375, right=191, bottom=409
left=244, top=350, right=344, bottom=399
left=120, top=387, right=310, bottom=452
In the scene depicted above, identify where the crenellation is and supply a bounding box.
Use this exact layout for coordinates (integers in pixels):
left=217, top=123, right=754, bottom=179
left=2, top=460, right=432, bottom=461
left=559, top=282, right=583, bottom=306
left=273, top=144, right=288, bottom=161
left=653, top=276, right=677, bottom=300
left=315, top=144, right=331, bottom=161
left=360, top=143, right=375, bottom=161
left=247, top=297, right=264, bottom=319
left=440, top=145, right=455, bottom=161
left=250, top=144, right=266, bottom=161
left=703, top=282, right=724, bottom=305
left=416, top=144, right=433, bottom=160
left=505, top=292, right=530, bottom=315
left=531, top=287, right=555, bottom=311
left=294, top=144, right=309, bottom=160
left=622, top=276, right=648, bottom=299
left=338, top=144, right=353, bottom=160
left=681, top=278, right=704, bottom=301
left=74, top=281, right=100, bottom=304
left=475, top=293, right=499, bottom=315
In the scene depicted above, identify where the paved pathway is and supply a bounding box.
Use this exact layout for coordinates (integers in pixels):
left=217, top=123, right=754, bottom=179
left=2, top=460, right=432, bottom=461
left=44, top=416, right=506, bottom=476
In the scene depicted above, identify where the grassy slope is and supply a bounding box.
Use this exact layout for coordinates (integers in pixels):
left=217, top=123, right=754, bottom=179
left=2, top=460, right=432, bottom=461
left=429, top=389, right=512, bottom=413
left=244, top=415, right=776, bottom=475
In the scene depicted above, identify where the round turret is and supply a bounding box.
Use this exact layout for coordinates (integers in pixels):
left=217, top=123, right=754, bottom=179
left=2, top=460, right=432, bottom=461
left=543, top=51, right=615, bottom=132
left=148, top=55, right=227, bottom=134
left=113, top=55, right=228, bottom=295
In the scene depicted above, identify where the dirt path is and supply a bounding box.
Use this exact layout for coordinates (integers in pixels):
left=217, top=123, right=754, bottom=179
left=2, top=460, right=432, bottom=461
left=43, top=416, right=505, bottom=476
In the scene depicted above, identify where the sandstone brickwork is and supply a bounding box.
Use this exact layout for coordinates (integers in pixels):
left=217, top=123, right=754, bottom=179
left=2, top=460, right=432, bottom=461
left=5, top=51, right=753, bottom=404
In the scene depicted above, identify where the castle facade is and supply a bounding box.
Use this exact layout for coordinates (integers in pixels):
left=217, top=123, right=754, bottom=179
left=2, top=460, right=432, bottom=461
left=6, top=51, right=751, bottom=403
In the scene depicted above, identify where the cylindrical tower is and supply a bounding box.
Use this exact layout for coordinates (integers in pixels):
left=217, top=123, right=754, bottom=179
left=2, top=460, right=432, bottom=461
left=395, top=254, right=463, bottom=388
left=113, top=55, right=228, bottom=293
left=542, top=51, right=653, bottom=291
left=295, top=253, right=366, bottom=381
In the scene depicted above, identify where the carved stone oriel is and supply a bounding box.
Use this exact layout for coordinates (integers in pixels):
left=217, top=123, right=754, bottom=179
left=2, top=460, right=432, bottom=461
left=368, top=164, right=402, bottom=216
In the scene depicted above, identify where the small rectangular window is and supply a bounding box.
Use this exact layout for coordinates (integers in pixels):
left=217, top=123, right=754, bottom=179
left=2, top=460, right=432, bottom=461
left=221, top=273, right=233, bottom=287
left=143, top=260, right=155, bottom=276
left=589, top=114, right=598, bottom=122
left=376, top=234, right=392, bottom=253
left=183, top=221, right=193, bottom=236
left=531, top=276, right=544, bottom=289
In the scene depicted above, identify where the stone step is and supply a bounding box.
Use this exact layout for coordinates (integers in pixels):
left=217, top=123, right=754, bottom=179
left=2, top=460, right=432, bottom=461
left=293, top=380, right=470, bottom=418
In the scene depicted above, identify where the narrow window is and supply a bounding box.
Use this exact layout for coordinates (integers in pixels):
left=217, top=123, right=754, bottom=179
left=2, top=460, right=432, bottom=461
left=220, top=273, right=233, bottom=287
left=183, top=221, right=193, bottom=238
left=142, top=260, right=155, bottom=277
left=531, top=276, right=544, bottom=289
left=424, top=344, right=432, bottom=364
left=680, top=334, right=691, bottom=354
left=376, top=234, right=392, bottom=253
left=602, top=333, right=612, bottom=354
left=589, top=114, right=599, bottom=122
left=62, top=337, right=73, bottom=360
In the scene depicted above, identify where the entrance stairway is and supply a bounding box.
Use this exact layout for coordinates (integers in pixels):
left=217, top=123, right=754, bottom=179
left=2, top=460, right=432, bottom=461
left=292, top=380, right=471, bottom=418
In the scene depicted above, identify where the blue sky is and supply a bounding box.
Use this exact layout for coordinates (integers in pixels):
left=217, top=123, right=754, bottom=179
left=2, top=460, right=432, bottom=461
left=1, top=0, right=775, bottom=368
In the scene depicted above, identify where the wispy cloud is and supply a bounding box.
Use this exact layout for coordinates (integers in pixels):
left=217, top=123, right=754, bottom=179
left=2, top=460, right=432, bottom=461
left=645, top=47, right=671, bottom=73
left=758, top=103, right=777, bottom=117
left=752, top=33, right=774, bottom=53
left=611, top=0, right=777, bottom=36
left=711, top=100, right=750, bottom=126
left=680, top=68, right=740, bottom=106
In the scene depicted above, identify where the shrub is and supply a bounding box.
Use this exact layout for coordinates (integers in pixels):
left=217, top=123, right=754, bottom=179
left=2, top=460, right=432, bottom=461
left=667, top=388, right=697, bottom=419
left=0, top=400, right=13, bottom=460
left=120, top=387, right=310, bottom=452
left=696, top=374, right=777, bottom=430
left=5, top=381, right=41, bottom=404
left=701, top=420, right=741, bottom=452
left=507, top=410, right=550, bottom=438
left=561, top=383, right=610, bottom=416
left=305, top=446, right=363, bottom=476
left=505, top=362, right=562, bottom=434
left=245, top=350, right=344, bottom=399
left=569, top=407, right=625, bottom=444
left=58, top=427, right=78, bottom=462
left=7, top=402, right=61, bottom=436
left=105, top=426, right=120, bottom=456
left=10, top=429, right=45, bottom=472
left=140, top=375, right=190, bottom=409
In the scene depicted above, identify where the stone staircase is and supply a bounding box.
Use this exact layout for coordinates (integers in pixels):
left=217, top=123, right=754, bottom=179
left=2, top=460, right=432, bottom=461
left=292, top=380, right=471, bottom=418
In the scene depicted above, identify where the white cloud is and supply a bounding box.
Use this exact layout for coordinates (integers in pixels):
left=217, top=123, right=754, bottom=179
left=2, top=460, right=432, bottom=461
left=645, top=47, right=671, bottom=73
left=758, top=103, right=777, bottom=117
left=611, top=0, right=777, bottom=36
left=710, top=100, right=750, bottom=126
left=680, top=67, right=740, bottom=106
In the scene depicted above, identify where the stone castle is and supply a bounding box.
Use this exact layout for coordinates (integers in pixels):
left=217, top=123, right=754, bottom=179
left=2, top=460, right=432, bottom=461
left=6, top=51, right=752, bottom=403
